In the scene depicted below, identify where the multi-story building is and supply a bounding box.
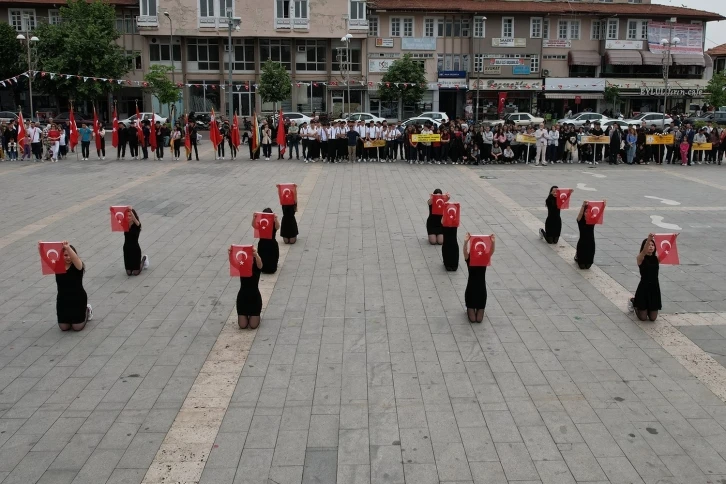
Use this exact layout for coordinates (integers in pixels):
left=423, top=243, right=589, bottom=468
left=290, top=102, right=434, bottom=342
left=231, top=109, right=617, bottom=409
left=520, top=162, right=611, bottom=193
left=706, top=43, right=726, bottom=76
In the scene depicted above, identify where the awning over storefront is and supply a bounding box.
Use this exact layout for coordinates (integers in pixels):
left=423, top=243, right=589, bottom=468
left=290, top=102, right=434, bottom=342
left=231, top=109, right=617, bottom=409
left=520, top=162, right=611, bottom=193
left=672, top=53, right=706, bottom=67
left=543, top=93, right=604, bottom=100
left=641, top=51, right=672, bottom=66
left=568, top=50, right=601, bottom=66
left=606, top=51, right=642, bottom=66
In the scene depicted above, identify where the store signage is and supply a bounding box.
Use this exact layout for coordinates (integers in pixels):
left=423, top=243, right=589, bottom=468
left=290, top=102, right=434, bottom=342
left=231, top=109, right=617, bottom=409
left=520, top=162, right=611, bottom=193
left=605, top=40, right=643, bottom=50
left=545, top=78, right=606, bottom=91
left=639, top=87, right=704, bottom=96
left=542, top=39, right=571, bottom=48
left=368, top=52, right=400, bottom=58
left=469, top=79, right=543, bottom=90
left=492, top=38, right=526, bottom=48
left=368, top=59, right=393, bottom=73
left=490, top=58, right=524, bottom=66
left=513, top=65, right=531, bottom=75
left=401, top=37, right=437, bottom=51
left=437, top=79, right=466, bottom=89
left=481, top=66, right=502, bottom=74
left=647, top=21, right=703, bottom=54
left=438, top=70, right=467, bottom=79
left=375, top=38, right=394, bottom=48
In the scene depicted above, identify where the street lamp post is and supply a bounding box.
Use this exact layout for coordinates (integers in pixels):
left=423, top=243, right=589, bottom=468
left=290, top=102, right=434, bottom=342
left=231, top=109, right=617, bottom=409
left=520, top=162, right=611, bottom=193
left=341, top=33, right=353, bottom=117
left=226, top=8, right=241, bottom=119
left=16, top=23, right=39, bottom=119
left=474, top=16, right=486, bottom=124
left=163, top=11, right=176, bottom=123
left=661, top=17, right=680, bottom=131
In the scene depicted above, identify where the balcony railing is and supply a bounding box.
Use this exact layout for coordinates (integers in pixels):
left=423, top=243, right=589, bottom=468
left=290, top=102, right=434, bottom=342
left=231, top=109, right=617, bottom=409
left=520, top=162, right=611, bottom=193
left=136, top=15, right=158, bottom=27
left=348, top=18, right=368, bottom=30
left=274, top=17, right=309, bottom=30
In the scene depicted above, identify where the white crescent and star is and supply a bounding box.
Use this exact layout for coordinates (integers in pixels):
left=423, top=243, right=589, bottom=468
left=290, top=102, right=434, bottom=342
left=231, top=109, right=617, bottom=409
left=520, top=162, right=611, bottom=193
left=590, top=206, right=600, bottom=217
left=235, top=250, right=248, bottom=265
left=435, top=198, right=445, bottom=207
left=282, top=188, right=291, bottom=198
left=115, top=212, right=125, bottom=222
left=46, top=249, right=59, bottom=263
left=260, top=218, right=270, bottom=229
left=447, top=207, right=457, bottom=219
left=660, top=239, right=671, bottom=255
left=474, top=241, right=486, bottom=256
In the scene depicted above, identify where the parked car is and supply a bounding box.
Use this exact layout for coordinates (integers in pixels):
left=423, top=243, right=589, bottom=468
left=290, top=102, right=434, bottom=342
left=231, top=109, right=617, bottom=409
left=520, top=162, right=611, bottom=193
left=0, top=111, right=35, bottom=123
left=682, top=113, right=713, bottom=125
left=489, top=112, right=544, bottom=127
left=280, top=112, right=312, bottom=125
left=602, top=120, right=633, bottom=130
left=334, top=112, right=386, bottom=124
left=557, top=112, right=610, bottom=127
left=419, top=111, right=450, bottom=123
left=400, top=117, right=441, bottom=128
left=53, top=111, right=95, bottom=126
left=713, top=111, right=726, bottom=126
left=119, top=113, right=167, bottom=127
left=627, top=112, right=672, bottom=129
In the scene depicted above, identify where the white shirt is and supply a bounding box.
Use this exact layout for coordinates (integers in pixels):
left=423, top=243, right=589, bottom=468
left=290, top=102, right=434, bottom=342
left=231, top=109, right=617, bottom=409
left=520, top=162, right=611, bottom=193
left=535, top=129, right=549, bottom=144
left=29, top=126, right=41, bottom=143
left=319, top=128, right=328, bottom=142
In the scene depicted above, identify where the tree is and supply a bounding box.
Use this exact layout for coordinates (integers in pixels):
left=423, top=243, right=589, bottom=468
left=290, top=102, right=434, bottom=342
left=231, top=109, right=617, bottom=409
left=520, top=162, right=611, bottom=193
left=705, top=70, right=726, bottom=109
left=0, top=23, right=27, bottom=110
left=257, top=60, right=291, bottom=111
left=32, top=0, right=130, bottom=102
left=604, top=85, right=621, bottom=114
left=144, top=65, right=180, bottom=118
left=378, top=54, right=427, bottom=108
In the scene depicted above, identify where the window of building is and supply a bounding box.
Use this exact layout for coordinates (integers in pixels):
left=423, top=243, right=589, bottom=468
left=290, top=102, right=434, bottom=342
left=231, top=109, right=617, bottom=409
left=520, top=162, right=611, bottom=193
left=126, top=50, right=142, bottom=70
left=333, top=39, right=362, bottom=72
left=530, top=54, right=539, bottom=73
left=141, top=0, right=157, bottom=17
left=295, top=40, right=326, bottom=71
left=461, top=19, right=470, bottom=37
left=530, top=17, right=542, bottom=38
left=276, top=0, right=289, bottom=19
left=187, top=38, right=220, bottom=71
left=628, top=0, right=643, bottom=3
left=116, top=14, right=136, bottom=33
left=390, top=17, right=401, bottom=37
left=224, top=39, right=255, bottom=71
left=293, top=0, right=307, bottom=19
left=569, top=65, right=597, bottom=77
left=390, top=17, right=413, bottom=37
left=199, top=0, right=215, bottom=17
left=48, top=9, right=61, bottom=25
left=473, top=54, right=484, bottom=72
left=591, top=20, right=604, bottom=40
left=627, top=19, right=647, bottom=40
left=368, top=16, right=378, bottom=36
left=9, top=9, right=36, bottom=32
left=219, top=0, right=233, bottom=16
left=473, top=16, right=486, bottom=38
left=543, top=54, right=567, bottom=60
left=260, top=38, right=292, bottom=69
left=403, top=18, right=413, bottom=37
left=607, top=19, right=618, bottom=39
left=501, top=17, right=513, bottom=38
left=150, top=41, right=182, bottom=62
left=350, top=0, right=365, bottom=21
left=424, top=18, right=435, bottom=37
left=558, top=19, right=580, bottom=40
left=599, top=0, right=613, bottom=2
left=543, top=18, right=549, bottom=39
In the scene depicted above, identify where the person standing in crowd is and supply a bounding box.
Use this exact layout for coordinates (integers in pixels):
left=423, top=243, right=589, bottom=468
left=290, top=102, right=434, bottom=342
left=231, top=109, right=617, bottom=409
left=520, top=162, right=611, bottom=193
left=346, top=121, right=360, bottom=163
left=128, top=122, right=139, bottom=160
left=628, top=233, right=661, bottom=322
left=187, top=119, right=199, bottom=161
left=49, top=241, right=92, bottom=331
left=117, top=122, right=127, bottom=160
left=709, top=125, right=720, bottom=164
left=255, top=208, right=280, bottom=274
left=539, top=186, right=562, bottom=244
left=481, top=125, right=493, bottom=162
left=574, top=200, right=605, bottom=270
left=79, top=122, right=92, bottom=160
left=693, top=128, right=707, bottom=164
left=625, top=126, right=637, bottom=165
left=547, top=124, right=559, bottom=164
left=534, top=123, right=548, bottom=166
left=171, top=124, right=182, bottom=161
left=463, top=232, right=495, bottom=324
left=47, top=123, right=61, bottom=163
left=226, top=121, right=237, bottom=160
left=589, top=121, right=605, bottom=164
left=21, top=123, right=32, bottom=161
left=318, top=121, right=329, bottom=163
left=426, top=189, right=449, bottom=245
left=683, top=123, right=695, bottom=165
left=123, top=206, right=148, bottom=276
left=287, top=121, right=300, bottom=160
left=154, top=121, right=164, bottom=160
left=140, top=120, right=150, bottom=160
left=96, top=124, right=106, bottom=160
left=230, top=246, right=263, bottom=330
left=261, top=121, right=272, bottom=161
left=29, top=121, right=43, bottom=161
left=608, top=124, right=622, bottom=165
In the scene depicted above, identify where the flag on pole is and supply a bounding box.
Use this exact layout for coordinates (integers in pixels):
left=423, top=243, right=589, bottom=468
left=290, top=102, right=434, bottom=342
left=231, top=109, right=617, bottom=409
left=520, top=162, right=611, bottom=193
left=135, top=104, right=145, bottom=147
left=209, top=108, right=220, bottom=149
left=149, top=114, right=158, bottom=152
left=112, top=106, right=119, bottom=148
left=276, top=109, right=286, bottom=156
left=93, top=106, right=102, bottom=152
left=69, top=107, right=79, bottom=150
left=231, top=112, right=241, bottom=148
left=184, top=113, right=191, bottom=153
left=251, top=111, right=260, bottom=155
left=17, top=110, right=26, bottom=152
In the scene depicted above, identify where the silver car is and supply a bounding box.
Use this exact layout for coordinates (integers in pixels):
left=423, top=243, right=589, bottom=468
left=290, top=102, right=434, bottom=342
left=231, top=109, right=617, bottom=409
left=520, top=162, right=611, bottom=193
left=557, top=112, right=610, bottom=127
left=627, top=112, right=673, bottom=129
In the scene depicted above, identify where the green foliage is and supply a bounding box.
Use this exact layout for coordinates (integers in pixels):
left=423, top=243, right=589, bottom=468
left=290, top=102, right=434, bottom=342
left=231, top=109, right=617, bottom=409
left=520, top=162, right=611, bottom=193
left=705, top=71, right=726, bottom=109
left=604, top=85, right=620, bottom=110
left=258, top=60, right=291, bottom=106
left=32, top=0, right=130, bottom=101
left=144, top=65, right=179, bottom=116
left=379, top=54, right=427, bottom=105
left=694, top=120, right=707, bottom=130
left=0, top=23, right=26, bottom=81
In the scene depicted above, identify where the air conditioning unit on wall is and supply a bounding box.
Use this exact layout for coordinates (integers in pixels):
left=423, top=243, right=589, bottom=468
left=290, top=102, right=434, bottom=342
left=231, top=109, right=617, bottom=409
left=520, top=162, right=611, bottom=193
left=297, top=45, right=306, bottom=53
left=543, top=69, right=550, bottom=77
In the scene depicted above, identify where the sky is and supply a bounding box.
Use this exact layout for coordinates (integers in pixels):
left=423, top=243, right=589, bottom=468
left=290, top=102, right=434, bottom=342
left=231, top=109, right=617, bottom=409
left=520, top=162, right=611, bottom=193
left=653, top=0, right=726, bottom=50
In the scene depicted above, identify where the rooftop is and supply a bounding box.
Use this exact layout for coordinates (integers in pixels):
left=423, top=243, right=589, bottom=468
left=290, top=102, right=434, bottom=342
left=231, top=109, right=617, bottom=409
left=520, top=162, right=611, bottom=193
left=706, top=43, right=726, bottom=57
left=369, top=0, right=725, bottom=20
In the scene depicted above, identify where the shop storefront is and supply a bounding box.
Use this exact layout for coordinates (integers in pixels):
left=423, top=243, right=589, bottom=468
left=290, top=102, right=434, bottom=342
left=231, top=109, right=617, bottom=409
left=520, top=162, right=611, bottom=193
left=542, top=78, right=605, bottom=119
left=468, top=79, right=543, bottom=120
left=605, top=78, right=706, bottom=116
left=438, top=71, right=468, bottom=120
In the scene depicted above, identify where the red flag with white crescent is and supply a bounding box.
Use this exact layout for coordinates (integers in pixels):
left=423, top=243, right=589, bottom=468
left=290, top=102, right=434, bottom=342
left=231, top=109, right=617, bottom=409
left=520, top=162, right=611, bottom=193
left=135, top=104, right=145, bottom=147
left=209, top=108, right=220, bottom=148
left=231, top=113, right=241, bottom=148
left=229, top=244, right=253, bottom=277
left=654, top=233, right=680, bottom=265
left=253, top=212, right=275, bottom=239
left=93, top=107, right=102, bottom=151
left=497, top=92, right=507, bottom=115
left=69, top=108, right=79, bottom=150
left=149, top=114, right=158, bottom=151
left=277, top=183, right=297, bottom=206
left=442, top=202, right=460, bottom=228
left=469, top=235, right=493, bottom=267
left=431, top=194, right=447, bottom=216
left=276, top=109, right=287, bottom=156
left=556, top=188, right=574, bottom=209
left=39, top=241, right=66, bottom=275
left=17, top=110, right=26, bottom=152
left=112, top=106, right=119, bottom=148
left=110, top=206, right=130, bottom=232
left=585, top=201, right=605, bottom=225
left=184, top=113, right=191, bottom=152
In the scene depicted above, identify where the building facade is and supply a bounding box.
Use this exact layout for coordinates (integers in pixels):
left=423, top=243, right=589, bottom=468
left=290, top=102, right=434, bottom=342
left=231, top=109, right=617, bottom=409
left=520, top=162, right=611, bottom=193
left=1, top=0, right=723, bottom=121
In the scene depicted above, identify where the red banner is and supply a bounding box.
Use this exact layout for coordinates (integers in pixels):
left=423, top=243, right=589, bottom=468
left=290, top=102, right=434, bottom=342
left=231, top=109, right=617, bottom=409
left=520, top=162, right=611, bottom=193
left=469, top=235, right=493, bottom=267
left=184, top=114, right=191, bottom=152
left=112, top=106, right=118, bottom=148
left=556, top=188, right=574, bottom=209
left=110, top=205, right=130, bottom=232
left=149, top=115, right=158, bottom=152
left=135, top=105, right=145, bottom=147
left=585, top=201, right=605, bottom=225
left=431, top=194, right=447, bottom=216
left=497, top=92, right=507, bottom=115
left=229, top=244, right=253, bottom=277
left=209, top=108, right=220, bottom=148
left=442, top=202, right=460, bottom=228
left=251, top=111, right=260, bottom=154
left=69, top=108, right=79, bottom=150
left=93, top=107, right=101, bottom=152
left=17, top=111, right=26, bottom=152
left=39, top=242, right=66, bottom=275
left=277, top=183, right=297, bottom=206
left=654, top=233, right=680, bottom=265
left=253, top=212, right=275, bottom=239
left=231, top=113, right=241, bottom=148
left=276, top=109, right=286, bottom=156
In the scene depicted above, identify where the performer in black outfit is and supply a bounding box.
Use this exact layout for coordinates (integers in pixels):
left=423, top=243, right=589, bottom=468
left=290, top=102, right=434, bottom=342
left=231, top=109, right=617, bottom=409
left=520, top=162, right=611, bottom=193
left=463, top=232, right=496, bottom=323
left=539, top=186, right=562, bottom=244
left=629, top=234, right=662, bottom=321
left=141, top=120, right=150, bottom=159
left=255, top=208, right=280, bottom=274
left=229, top=246, right=263, bottom=329
left=128, top=122, right=139, bottom=159
left=49, top=241, right=91, bottom=331
left=187, top=120, right=199, bottom=161
left=427, top=189, right=450, bottom=245
left=574, top=200, right=605, bottom=269
left=442, top=221, right=459, bottom=271
left=116, top=124, right=127, bottom=159
left=123, top=207, right=148, bottom=275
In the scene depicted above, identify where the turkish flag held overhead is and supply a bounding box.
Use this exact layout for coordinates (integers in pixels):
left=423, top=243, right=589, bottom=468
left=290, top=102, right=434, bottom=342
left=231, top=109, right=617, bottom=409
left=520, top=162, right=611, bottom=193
left=277, top=183, right=297, bottom=206
left=431, top=194, right=447, bottom=216
left=253, top=212, right=275, bottom=239
left=112, top=106, right=119, bottom=148
left=469, top=235, right=493, bottom=267
left=110, top=206, right=130, bottom=232
left=17, top=111, right=26, bottom=152
left=556, top=188, right=574, bottom=209
left=585, top=201, right=605, bottom=225
left=654, top=233, right=680, bottom=265
left=39, top=242, right=66, bottom=275
left=442, top=202, right=460, bottom=228
left=69, top=108, right=79, bottom=150
left=229, top=244, right=253, bottom=277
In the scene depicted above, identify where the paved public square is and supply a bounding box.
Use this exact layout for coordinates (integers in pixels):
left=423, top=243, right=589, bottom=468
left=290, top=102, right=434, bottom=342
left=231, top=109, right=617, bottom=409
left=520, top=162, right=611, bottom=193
left=2, top=147, right=726, bottom=484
